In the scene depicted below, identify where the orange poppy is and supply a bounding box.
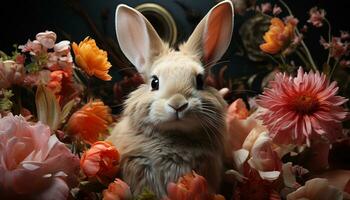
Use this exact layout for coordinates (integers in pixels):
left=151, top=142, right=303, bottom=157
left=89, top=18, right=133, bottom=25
left=260, top=18, right=295, bottom=54
left=72, top=37, right=112, bottom=81
left=67, top=100, right=112, bottom=144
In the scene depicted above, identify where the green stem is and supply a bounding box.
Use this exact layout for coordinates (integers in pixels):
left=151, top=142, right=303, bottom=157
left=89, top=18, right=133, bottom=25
left=265, top=53, right=281, bottom=65
left=330, top=59, right=340, bottom=78
left=296, top=50, right=311, bottom=70
left=280, top=54, right=288, bottom=71
left=324, top=18, right=332, bottom=65
left=279, top=0, right=318, bottom=71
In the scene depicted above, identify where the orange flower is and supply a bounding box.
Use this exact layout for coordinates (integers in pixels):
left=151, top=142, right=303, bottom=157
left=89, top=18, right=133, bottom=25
left=72, top=37, right=112, bottom=80
left=102, top=178, right=132, bottom=200
left=260, top=18, right=295, bottom=54
left=166, top=171, right=225, bottom=200
left=67, top=100, right=112, bottom=144
left=80, top=141, right=120, bottom=182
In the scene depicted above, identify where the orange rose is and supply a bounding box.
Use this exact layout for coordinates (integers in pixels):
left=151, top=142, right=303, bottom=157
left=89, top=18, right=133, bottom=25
left=260, top=18, right=295, bottom=54
left=102, top=178, right=132, bottom=200
left=72, top=37, right=112, bottom=81
left=80, top=141, right=120, bottom=182
left=67, top=100, right=112, bottom=144
left=166, top=171, right=225, bottom=200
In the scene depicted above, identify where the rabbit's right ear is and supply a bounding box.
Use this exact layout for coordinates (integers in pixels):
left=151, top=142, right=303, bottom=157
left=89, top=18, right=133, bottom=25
left=115, top=4, right=164, bottom=74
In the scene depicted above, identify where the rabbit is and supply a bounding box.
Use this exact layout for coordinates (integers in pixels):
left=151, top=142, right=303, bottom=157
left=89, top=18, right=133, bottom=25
left=107, top=0, right=234, bottom=198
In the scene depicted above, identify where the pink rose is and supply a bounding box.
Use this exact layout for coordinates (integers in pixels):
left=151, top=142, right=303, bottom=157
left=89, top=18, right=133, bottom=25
left=0, top=114, right=79, bottom=199
left=0, top=60, right=25, bottom=89
left=36, top=31, right=57, bottom=49
left=102, top=178, right=132, bottom=200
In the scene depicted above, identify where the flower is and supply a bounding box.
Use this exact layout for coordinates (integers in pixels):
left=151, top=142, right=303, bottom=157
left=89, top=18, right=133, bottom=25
left=23, top=70, right=51, bottom=87
left=67, top=100, right=112, bottom=144
left=18, top=40, right=42, bottom=55
left=166, top=171, right=225, bottom=200
left=0, top=60, right=25, bottom=89
left=287, top=178, right=343, bottom=200
left=102, top=178, right=132, bottom=200
left=36, top=31, right=57, bottom=49
left=47, top=70, right=67, bottom=95
left=273, top=4, right=282, bottom=15
left=226, top=103, right=267, bottom=152
left=47, top=40, right=74, bottom=71
left=260, top=3, right=272, bottom=13
left=46, top=69, right=79, bottom=105
left=257, top=67, right=348, bottom=145
left=228, top=99, right=249, bottom=120
left=72, top=37, right=112, bottom=81
left=320, top=36, right=349, bottom=59
left=80, top=141, right=120, bottom=182
left=307, top=7, right=326, bottom=28
left=0, top=114, right=79, bottom=200
left=340, top=31, right=350, bottom=40
left=260, top=17, right=295, bottom=54
left=247, top=132, right=282, bottom=181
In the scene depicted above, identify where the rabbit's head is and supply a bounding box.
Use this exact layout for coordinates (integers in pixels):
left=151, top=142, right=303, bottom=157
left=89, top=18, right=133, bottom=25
left=115, top=1, right=234, bottom=139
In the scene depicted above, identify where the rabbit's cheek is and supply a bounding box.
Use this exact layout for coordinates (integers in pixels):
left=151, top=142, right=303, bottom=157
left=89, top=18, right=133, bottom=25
left=149, top=99, right=173, bottom=123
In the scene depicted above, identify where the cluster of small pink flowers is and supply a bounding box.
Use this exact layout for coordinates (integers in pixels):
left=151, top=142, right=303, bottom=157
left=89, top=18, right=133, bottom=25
left=256, top=3, right=282, bottom=15
left=320, top=33, right=350, bottom=60
left=19, top=31, right=74, bottom=73
left=307, top=7, right=326, bottom=27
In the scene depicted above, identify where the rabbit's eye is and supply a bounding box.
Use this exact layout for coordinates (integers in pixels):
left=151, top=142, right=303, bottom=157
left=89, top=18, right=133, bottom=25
left=151, top=75, right=159, bottom=90
left=196, top=74, right=204, bottom=90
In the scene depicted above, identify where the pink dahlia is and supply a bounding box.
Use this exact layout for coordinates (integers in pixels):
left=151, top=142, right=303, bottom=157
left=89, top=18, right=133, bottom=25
left=257, top=67, right=348, bottom=145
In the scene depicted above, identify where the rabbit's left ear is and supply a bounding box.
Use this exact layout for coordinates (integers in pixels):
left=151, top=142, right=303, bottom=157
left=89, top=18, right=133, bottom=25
left=182, top=0, right=234, bottom=66
left=115, top=4, right=164, bottom=74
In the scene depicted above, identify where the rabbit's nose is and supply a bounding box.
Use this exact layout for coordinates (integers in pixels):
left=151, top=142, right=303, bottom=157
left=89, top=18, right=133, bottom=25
left=167, top=94, right=188, bottom=112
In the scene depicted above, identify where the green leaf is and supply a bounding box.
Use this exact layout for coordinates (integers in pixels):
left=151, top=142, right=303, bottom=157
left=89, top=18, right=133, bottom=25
left=60, top=99, right=75, bottom=123
left=26, top=62, right=41, bottom=73
left=35, top=85, right=61, bottom=131
left=135, top=188, right=157, bottom=200
left=0, top=89, right=14, bottom=111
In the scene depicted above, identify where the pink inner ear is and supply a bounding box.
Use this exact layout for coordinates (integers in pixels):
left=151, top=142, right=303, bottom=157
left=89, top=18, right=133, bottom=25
left=203, top=4, right=232, bottom=63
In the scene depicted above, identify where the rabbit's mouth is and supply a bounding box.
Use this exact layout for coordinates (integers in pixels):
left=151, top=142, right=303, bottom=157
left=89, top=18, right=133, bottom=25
left=154, top=115, right=203, bottom=133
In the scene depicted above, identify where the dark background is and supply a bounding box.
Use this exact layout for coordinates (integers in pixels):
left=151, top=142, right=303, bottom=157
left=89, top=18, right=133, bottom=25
left=0, top=0, right=349, bottom=101
left=1, top=0, right=349, bottom=60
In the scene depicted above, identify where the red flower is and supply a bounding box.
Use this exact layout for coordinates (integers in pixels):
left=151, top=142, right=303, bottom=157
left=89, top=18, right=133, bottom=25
left=80, top=141, right=120, bottom=182
left=102, top=178, right=132, bottom=200
left=166, top=171, right=225, bottom=200
left=257, top=67, right=348, bottom=145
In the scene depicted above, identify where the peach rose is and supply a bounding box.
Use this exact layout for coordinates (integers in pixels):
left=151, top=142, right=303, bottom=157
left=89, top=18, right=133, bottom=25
left=247, top=132, right=282, bottom=181
left=0, top=114, right=79, bottom=199
left=80, top=141, right=120, bottom=182
left=226, top=101, right=267, bottom=151
left=166, top=171, right=225, bottom=200
left=287, top=178, right=343, bottom=200
left=102, top=178, right=132, bottom=200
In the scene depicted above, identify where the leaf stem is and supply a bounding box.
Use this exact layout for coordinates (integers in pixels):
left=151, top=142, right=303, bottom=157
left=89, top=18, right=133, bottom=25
left=324, top=18, right=332, bottom=65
